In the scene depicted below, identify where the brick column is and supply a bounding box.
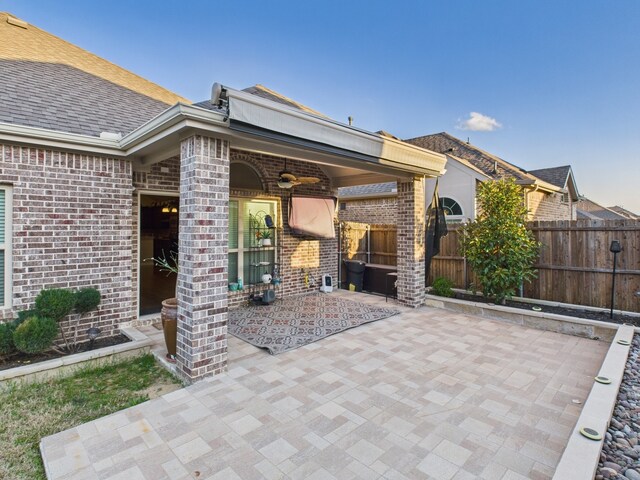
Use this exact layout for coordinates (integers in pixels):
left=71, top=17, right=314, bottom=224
left=397, top=176, right=426, bottom=307
left=177, top=135, right=229, bottom=383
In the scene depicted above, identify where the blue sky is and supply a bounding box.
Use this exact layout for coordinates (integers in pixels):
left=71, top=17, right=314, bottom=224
left=5, top=0, right=640, bottom=212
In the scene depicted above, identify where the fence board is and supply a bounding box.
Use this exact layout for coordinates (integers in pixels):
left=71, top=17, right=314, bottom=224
left=340, top=219, right=640, bottom=312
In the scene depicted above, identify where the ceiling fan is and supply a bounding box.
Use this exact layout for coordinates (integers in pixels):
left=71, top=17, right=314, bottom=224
left=277, top=159, right=320, bottom=189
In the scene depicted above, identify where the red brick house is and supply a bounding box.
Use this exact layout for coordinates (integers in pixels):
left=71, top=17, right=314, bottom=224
left=340, top=132, right=580, bottom=224
left=0, top=13, right=447, bottom=382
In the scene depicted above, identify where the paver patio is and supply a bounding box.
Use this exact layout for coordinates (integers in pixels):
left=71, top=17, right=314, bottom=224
left=40, top=291, right=607, bottom=479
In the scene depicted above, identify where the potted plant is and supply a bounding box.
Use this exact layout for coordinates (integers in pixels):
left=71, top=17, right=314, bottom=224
left=147, top=250, right=178, bottom=363
left=261, top=230, right=272, bottom=246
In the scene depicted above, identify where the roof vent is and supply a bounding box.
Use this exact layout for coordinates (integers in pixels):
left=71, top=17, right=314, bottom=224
left=6, top=15, right=28, bottom=29
left=99, top=132, right=122, bottom=141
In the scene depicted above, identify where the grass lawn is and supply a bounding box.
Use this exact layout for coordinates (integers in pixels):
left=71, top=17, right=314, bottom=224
left=0, top=354, right=181, bottom=480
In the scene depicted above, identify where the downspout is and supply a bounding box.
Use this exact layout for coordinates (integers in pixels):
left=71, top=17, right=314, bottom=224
left=338, top=222, right=342, bottom=288
left=521, top=184, right=539, bottom=297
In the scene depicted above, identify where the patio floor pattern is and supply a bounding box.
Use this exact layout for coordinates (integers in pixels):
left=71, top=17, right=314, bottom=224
left=40, top=291, right=607, bottom=480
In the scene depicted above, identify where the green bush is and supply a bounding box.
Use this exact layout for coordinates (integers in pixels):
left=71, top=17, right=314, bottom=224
left=16, top=309, right=38, bottom=327
left=35, top=288, right=76, bottom=321
left=75, top=288, right=101, bottom=314
left=460, top=179, right=540, bottom=304
left=431, top=277, right=455, bottom=297
left=0, top=322, right=16, bottom=355
left=13, top=316, right=58, bottom=354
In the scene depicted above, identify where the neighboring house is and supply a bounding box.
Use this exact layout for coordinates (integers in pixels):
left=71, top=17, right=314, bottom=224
left=576, top=198, right=629, bottom=220
left=608, top=205, right=639, bottom=220
left=339, top=132, right=580, bottom=224
left=0, top=12, right=446, bottom=382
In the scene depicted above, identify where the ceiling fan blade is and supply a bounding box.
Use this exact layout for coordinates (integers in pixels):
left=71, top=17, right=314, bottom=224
left=296, top=176, right=320, bottom=184
left=280, top=172, right=297, bottom=181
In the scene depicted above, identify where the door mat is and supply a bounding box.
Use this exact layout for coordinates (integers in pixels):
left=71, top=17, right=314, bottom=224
left=228, top=293, right=400, bottom=354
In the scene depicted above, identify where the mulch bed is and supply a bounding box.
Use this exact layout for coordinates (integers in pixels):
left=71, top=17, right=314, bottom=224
left=453, top=292, right=640, bottom=327
left=0, top=334, right=131, bottom=371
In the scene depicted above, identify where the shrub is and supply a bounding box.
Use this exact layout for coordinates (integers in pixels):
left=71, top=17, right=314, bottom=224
left=460, top=179, right=540, bottom=304
left=35, top=289, right=76, bottom=321
left=75, top=288, right=101, bottom=314
left=16, top=309, right=38, bottom=327
left=0, top=322, right=16, bottom=355
left=431, top=277, right=455, bottom=297
left=13, top=316, right=58, bottom=354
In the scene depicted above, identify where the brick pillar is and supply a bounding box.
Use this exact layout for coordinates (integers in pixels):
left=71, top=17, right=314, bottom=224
left=397, top=177, right=426, bottom=307
left=176, top=135, right=229, bottom=383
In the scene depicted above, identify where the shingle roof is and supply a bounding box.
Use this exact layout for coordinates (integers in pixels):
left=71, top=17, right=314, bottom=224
left=0, top=12, right=189, bottom=137
left=338, top=182, right=397, bottom=198
left=404, top=132, right=536, bottom=183
left=576, top=198, right=627, bottom=220
left=528, top=166, right=572, bottom=189
left=607, top=205, right=639, bottom=220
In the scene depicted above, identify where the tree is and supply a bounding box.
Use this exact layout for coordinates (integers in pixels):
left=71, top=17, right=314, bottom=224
left=460, top=179, right=540, bottom=304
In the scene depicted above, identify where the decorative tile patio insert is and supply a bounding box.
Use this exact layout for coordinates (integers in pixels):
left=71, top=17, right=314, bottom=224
left=228, top=293, right=400, bottom=354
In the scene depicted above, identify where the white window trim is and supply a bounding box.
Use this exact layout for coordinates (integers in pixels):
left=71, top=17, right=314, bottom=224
left=0, top=186, right=12, bottom=309
left=230, top=197, right=278, bottom=285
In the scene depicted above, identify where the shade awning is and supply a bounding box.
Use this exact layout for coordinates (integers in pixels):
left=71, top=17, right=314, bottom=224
left=288, top=196, right=336, bottom=239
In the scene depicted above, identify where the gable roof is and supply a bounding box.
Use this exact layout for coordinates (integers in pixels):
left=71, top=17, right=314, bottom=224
left=0, top=12, right=189, bottom=137
left=528, top=166, right=572, bottom=189
left=404, top=132, right=533, bottom=182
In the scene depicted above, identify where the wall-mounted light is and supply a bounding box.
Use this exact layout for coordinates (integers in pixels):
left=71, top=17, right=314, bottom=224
left=171, top=207, right=178, bottom=213
left=162, top=207, right=170, bottom=213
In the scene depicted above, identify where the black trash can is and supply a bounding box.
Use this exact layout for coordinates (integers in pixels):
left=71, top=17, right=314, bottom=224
left=344, top=260, right=366, bottom=291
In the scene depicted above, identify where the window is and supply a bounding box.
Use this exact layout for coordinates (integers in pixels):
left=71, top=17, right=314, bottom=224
left=0, top=186, right=12, bottom=308
left=229, top=198, right=277, bottom=285
left=230, top=162, right=264, bottom=191
left=440, top=197, right=463, bottom=216
left=339, top=202, right=346, bottom=211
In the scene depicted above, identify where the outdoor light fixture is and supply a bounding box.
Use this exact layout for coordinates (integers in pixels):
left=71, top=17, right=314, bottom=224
left=87, top=327, right=101, bottom=350
left=609, top=240, right=622, bottom=319
left=170, top=207, right=178, bottom=213
left=161, top=207, right=170, bottom=213
left=277, top=179, right=294, bottom=189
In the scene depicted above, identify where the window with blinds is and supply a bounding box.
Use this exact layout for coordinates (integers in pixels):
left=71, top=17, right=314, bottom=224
left=0, top=187, right=11, bottom=308
left=228, top=198, right=277, bottom=285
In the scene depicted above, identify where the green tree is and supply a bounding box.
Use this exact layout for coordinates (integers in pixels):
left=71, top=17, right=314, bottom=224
left=460, top=179, right=540, bottom=304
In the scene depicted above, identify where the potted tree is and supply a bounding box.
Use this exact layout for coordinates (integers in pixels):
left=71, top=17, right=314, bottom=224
left=147, top=250, right=178, bottom=363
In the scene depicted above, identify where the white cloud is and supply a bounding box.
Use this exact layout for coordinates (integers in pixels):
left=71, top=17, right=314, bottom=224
left=457, top=112, right=502, bottom=132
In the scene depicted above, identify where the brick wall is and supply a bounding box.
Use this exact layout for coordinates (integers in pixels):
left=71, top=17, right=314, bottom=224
left=527, top=190, right=574, bottom=221
left=0, top=143, right=133, bottom=342
left=132, top=149, right=338, bottom=313
left=338, top=197, right=398, bottom=224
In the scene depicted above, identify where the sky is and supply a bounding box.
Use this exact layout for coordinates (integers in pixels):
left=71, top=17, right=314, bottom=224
left=4, top=0, right=640, bottom=212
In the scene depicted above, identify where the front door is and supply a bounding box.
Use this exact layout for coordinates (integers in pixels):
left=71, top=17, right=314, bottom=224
left=139, top=193, right=179, bottom=315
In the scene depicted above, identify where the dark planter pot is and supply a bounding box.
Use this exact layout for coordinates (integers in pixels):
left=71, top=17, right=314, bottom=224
left=161, top=297, right=177, bottom=362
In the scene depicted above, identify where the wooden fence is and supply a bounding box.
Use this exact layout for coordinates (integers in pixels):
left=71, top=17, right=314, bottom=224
left=342, top=219, right=640, bottom=313
left=340, top=222, right=397, bottom=265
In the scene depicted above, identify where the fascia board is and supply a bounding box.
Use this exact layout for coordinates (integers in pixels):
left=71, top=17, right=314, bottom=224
left=0, top=122, right=123, bottom=156
left=120, top=103, right=229, bottom=153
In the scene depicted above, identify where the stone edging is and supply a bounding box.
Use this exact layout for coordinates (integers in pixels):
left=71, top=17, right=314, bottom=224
left=552, top=325, right=635, bottom=479
left=424, top=294, right=627, bottom=342
left=0, top=327, right=154, bottom=387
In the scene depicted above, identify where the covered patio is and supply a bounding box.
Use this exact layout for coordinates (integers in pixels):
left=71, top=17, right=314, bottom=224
left=41, top=292, right=607, bottom=480
left=125, top=84, right=447, bottom=383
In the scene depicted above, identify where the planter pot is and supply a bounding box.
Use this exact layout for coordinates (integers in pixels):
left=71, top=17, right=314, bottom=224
left=161, top=298, right=177, bottom=362
left=262, top=238, right=272, bottom=246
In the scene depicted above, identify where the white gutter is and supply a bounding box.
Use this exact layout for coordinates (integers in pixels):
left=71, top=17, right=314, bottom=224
left=119, top=103, right=228, bottom=153
left=0, top=122, right=123, bottom=156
